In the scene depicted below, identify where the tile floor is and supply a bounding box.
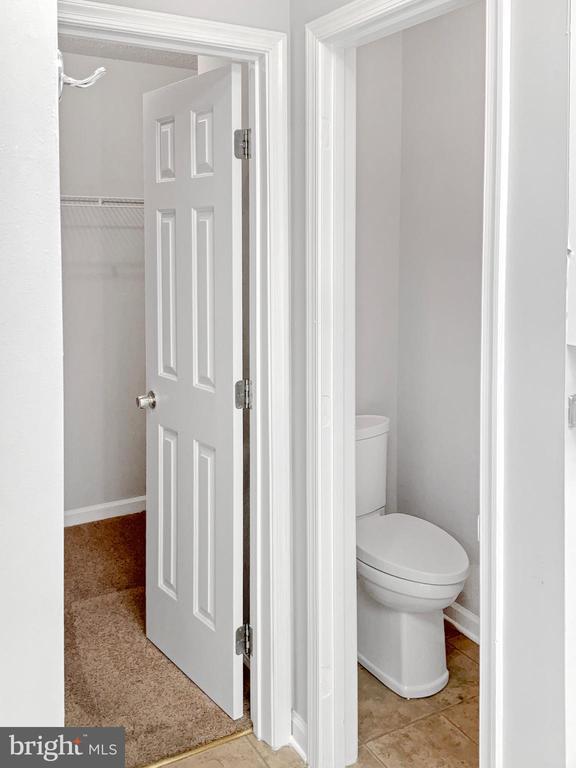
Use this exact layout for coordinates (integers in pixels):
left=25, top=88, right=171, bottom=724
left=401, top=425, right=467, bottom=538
left=172, top=622, right=479, bottom=768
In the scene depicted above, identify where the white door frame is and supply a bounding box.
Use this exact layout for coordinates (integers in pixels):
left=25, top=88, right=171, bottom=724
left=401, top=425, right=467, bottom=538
left=305, top=0, right=509, bottom=765
left=57, top=0, right=291, bottom=749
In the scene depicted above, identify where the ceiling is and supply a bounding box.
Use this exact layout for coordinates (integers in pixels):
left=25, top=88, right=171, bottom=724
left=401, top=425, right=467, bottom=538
left=58, top=35, right=199, bottom=70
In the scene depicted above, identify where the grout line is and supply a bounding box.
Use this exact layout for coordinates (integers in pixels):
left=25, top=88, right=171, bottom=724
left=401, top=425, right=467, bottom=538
left=364, top=741, right=391, bottom=767
left=438, top=713, right=480, bottom=751
left=359, top=690, right=480, bottom=748
left=365, top=710, right=478, bottom=762
left=441, top=699, right=480, bottom=746
left=243, top=734, right=277, bottom=767
left=446, top=643, right=480, bottom=667
left=446, top=638, right=480, bottom=664
left=358, top=650, right=479, bottom=746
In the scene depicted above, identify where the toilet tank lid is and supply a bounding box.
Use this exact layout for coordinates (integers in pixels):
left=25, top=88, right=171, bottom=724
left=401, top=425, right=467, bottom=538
left=356, top=415, right=390, bottom=440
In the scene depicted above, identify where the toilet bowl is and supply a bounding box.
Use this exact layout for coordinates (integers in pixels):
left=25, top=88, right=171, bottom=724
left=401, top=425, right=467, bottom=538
left=356, top=512, right=469, bottom=698
left=355, top=416, right=469, bottom=699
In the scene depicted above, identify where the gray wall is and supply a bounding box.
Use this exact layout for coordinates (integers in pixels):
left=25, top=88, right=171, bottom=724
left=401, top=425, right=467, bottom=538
left=356, top=3, right=485, bottom=640
left=355, top=3, right=485, bottom=616
left=59, top=53, right=195, bottom=511
left=397, top=5, right=485, bottom=615
left=356, top=34, right=403, bottom=518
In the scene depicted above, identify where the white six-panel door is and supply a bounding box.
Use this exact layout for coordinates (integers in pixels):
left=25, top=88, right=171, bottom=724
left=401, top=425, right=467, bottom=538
left=143, top=65, right=244, bottom=719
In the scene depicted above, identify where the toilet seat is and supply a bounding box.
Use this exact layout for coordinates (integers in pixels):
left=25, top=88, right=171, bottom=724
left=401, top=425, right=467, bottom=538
left=356, top=513, right=469, bottom=586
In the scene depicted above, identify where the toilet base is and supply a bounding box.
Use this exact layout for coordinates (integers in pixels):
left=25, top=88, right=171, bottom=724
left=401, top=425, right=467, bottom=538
left=358, top=653, right=449, bottom=699
left=357, top=578, right=449, bottom=699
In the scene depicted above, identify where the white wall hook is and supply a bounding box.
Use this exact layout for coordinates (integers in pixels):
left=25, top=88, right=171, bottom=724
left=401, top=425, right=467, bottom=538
left=58, top=50, right=106, bottom=101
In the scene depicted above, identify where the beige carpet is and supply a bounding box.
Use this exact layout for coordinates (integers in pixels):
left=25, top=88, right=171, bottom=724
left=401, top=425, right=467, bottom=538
left=65, top=513, right=251, bottom=768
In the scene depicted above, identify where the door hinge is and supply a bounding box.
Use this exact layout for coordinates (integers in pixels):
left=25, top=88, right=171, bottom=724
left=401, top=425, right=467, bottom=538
left=236, top=623, right=253, bottom=657
left=235, top=379, right=253, bottom=410
left=569, top=394, right=576, bottom=428
left=234, top=128, right=251, bottom=160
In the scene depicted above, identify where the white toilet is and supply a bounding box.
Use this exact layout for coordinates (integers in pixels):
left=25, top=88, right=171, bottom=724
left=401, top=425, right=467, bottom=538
left=356, top=414, right=469, bottom=699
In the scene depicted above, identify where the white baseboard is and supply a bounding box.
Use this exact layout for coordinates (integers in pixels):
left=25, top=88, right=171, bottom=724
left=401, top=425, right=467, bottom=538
left=444, top=602, right=480, bottom=644
left=64, top=496, right=146, bottom=527
left=290, top=710, right=307, bottom=763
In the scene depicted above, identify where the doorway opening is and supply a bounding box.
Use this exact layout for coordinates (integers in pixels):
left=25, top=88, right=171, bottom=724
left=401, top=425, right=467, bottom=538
left=59, top=42, right=253, bottom=767
left=354, top=3, right=483, bottom=762
left=305, top=0, right=500, bottom=764
left=56, top=1, right=292, bottom=755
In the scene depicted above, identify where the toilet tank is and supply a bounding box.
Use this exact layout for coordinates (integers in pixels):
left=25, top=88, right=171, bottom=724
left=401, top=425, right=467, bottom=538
left=356, top=415, right=390, bottom=517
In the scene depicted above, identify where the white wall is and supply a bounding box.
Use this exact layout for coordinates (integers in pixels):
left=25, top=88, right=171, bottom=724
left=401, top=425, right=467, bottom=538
left=0, top=1, right=64, bottom=725
left=356, top=6, right=485, bottom=619
left=567, top=7, right=576, bottom=762
left=501, top=0, right=568, bottom=763
left=59, top=53, right=195, bottom=512
left=566, top=9, right=576, bottom=763
left=566, top=348, right=576, bottom=767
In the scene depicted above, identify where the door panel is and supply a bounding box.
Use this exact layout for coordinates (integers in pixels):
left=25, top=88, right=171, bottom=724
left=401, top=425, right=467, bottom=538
left=143, top=65, right=243, bottom=719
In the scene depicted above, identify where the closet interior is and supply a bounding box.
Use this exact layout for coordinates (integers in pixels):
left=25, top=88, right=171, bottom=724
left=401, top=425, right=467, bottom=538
left=59, top=43, right=251, bottom=768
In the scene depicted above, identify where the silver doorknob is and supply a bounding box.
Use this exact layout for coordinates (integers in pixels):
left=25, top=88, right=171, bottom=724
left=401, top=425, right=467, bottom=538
left=136, top=391, right=156, bottom=409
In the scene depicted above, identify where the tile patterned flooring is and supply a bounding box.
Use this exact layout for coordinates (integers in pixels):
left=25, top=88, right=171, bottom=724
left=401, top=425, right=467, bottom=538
left=173, top=621, right=479, bottom=768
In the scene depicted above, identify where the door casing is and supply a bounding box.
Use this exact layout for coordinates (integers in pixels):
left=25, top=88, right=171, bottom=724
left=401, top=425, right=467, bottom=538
left=57, top=0, right=291, bottom=750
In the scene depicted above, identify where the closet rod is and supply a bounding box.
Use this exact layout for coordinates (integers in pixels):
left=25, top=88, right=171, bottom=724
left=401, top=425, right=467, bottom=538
left=58, top=50, right=106, bottom=101
left=60, top=195, right=144, bottom=208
